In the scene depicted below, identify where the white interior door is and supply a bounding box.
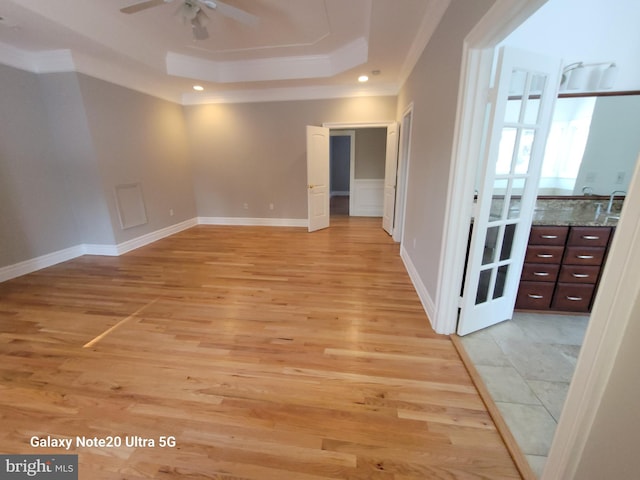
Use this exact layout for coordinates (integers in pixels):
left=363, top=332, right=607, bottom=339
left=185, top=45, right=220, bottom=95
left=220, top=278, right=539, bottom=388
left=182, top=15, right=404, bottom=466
left=382, top=122, right=399, bottom=234
left=457, top=47, right=561, bottom=336
left=307, top=125, right=330, bottom=232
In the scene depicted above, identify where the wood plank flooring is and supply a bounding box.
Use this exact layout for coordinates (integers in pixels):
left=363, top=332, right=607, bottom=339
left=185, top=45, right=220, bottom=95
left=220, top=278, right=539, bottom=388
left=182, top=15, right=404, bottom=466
left=0, top=217, right=521, bottom=479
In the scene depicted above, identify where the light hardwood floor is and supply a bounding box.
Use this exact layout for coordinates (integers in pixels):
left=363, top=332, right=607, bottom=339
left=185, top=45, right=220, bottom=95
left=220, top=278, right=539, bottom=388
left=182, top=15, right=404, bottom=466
left=0, top=217, right=520, bottom=479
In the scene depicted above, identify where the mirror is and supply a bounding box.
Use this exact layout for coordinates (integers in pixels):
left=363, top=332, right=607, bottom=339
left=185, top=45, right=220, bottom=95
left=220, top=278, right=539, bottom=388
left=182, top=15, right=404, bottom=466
left=539, top=93, right=640, bottom=196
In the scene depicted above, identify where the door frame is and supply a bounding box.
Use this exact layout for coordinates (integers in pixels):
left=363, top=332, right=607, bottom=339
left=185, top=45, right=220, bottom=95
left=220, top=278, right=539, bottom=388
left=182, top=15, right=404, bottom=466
left=439, top=0, right=640, bottom=478
left=323, top=121, right=403, bottom=237
left=393, top=103, right=414, bottom=244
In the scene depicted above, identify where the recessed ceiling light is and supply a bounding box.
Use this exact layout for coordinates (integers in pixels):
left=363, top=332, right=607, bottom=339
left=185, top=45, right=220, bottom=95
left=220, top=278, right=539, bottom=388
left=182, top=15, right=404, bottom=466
left=358, top=75, right=369, bottom=83
left=193, top=85, right=204, bottom=91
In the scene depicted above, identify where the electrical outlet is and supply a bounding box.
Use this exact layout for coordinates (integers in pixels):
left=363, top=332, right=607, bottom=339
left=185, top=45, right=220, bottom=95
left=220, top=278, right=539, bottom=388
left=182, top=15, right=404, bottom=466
left=615, top=172, right=625, bottom=184
left=243, top=203, right=249, bottom=210
left=586, top=172, right=596, bottom=183
left=169, top=209, right=174, bottom=216
left=269, top=203, right=274, bottom=210
left=412, top=238, right=416, bottom=249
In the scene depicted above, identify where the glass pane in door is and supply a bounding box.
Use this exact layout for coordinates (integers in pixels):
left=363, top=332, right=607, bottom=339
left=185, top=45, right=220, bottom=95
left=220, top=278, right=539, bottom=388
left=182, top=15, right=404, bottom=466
left=476, top=268, right=492, bottom=305
left=497, top=128, right=517, bottom=175
left=514, top=129, right=535, bottom=174
left=482, top=226, right=500, bottom=265
left=493, top=265, right=509, bottom=299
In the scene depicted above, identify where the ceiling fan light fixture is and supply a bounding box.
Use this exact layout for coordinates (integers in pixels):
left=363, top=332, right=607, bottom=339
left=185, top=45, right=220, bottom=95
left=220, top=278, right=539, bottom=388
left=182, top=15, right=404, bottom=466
left=180, top=2, right=200, bottom=21
left=193, top=85, right=204, bottom=91
left=358, top=75, right=369, bottom=83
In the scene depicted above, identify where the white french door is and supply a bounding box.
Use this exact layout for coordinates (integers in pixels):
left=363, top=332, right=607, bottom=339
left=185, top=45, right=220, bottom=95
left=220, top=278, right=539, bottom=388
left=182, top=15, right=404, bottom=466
left=457, top=47, right=561, bottom=336
left=306, top=125, right=330, bottom=232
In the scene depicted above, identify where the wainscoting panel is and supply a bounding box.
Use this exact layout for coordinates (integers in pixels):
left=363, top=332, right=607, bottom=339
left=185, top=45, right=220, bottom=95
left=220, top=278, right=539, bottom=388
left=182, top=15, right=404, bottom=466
left=351, top=179, right=384, bottom=217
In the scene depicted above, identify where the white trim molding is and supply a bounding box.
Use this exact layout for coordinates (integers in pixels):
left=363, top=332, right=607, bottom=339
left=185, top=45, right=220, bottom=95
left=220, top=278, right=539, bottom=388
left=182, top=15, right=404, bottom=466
left=0, top=218, right=198, bottom=283
left=0, top=245, right=85, bottom=283
left=350, top=179, right=384, bottom=217
left=167, top=37, right=368, bottom=84
left=400, top=245, right=436, bottom=328
left=115, top=218, right=198, bottom=255
left=198, top=217, right=308, bottom=228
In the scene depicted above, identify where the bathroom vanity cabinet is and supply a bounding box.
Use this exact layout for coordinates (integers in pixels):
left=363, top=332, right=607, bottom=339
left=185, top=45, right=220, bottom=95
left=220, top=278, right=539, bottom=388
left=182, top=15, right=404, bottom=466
left=516, top=225, right=613, bottom=312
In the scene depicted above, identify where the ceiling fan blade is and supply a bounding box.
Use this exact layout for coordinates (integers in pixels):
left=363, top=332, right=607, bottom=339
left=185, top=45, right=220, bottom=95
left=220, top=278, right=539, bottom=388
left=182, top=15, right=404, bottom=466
left=202, top=0, right=259, bottom=26
left=191, top=10, right=209, bottom=40
left=120, top=0, right=171, bottom=14
left=192, top=22, right=209, bottom=40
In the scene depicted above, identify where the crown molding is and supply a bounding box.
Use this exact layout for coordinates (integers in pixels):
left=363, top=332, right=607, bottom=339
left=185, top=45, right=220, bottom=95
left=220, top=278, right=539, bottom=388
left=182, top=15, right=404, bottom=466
left=0, top=41, right=74, bottom=73
left=167, top=37, right=368, bottom=84
left=31, top=50, right=75, bottom=73
left=181, top=82, right=398, bottom=105
left=398, top=0, right=451, bottom=86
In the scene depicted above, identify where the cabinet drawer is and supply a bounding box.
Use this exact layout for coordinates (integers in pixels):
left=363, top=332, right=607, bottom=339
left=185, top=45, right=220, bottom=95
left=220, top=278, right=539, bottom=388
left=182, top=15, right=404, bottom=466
left=521, top=263, right=560, bottom=283
left=567, top=227, right=612, bottom=247
left=516, top=282, right=555, bottom=310
left=563, top=246, right=605, bottom=266
left=558, top=265, right=601, bottom=284
left=529, top=226, right=569, bottom=246
left=525, top=245, right=565, bottom=264
left=552, top=283, right=596, bottom=312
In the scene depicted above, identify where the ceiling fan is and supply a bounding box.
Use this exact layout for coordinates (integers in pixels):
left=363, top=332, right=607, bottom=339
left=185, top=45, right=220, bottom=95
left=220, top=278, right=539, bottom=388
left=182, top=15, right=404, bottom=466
left=120, top=0, right=259, bottom=40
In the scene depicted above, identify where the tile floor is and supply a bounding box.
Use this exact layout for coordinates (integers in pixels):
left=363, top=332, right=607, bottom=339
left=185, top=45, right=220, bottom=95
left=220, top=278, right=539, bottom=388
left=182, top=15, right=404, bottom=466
left=459, top=312, right=589, bottom=478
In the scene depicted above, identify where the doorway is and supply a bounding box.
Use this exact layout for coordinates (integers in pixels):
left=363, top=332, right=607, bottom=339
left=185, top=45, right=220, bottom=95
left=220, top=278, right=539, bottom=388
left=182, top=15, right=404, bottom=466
left=329, top=130, right=354, bottom=217
left=323, top=122, right=402, bottom=237
left=441, top=1, right=640, bottom=479
left=393, top=105, right=414, bottom=243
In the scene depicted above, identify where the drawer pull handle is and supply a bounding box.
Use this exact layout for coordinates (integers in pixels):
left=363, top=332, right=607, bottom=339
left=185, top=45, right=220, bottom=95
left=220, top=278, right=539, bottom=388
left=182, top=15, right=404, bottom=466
left=537, top=254, right=554, bottom=258
left=528, top=294, right=545, bottom=299
left=582, top=235, right=600, bottom=240
left=533, top=272, right=550, bottom=276
left=577, top=255, right=595, bottom=259
left=567, top=296, right=583, bottom=301
left=541, top=235, right=558, bottom=239
left=572, top=273, right=590, bottom=278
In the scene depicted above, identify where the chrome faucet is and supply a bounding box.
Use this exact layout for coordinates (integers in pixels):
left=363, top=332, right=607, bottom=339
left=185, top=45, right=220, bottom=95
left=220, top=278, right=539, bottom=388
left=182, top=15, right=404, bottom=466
left=582, top=186, right=593, bottom=196
left=607, top=190, right=626, bottom=214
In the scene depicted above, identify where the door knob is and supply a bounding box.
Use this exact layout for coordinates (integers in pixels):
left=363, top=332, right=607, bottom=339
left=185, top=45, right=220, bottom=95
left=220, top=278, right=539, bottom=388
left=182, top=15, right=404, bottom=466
left=308, top=184, right=314, bottom=189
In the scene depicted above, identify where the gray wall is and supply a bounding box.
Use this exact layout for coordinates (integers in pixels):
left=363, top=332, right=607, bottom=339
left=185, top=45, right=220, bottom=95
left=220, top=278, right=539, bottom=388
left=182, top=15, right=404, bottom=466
left=77, top=74, right=196, bottom=244
left=574, top=95, right=640, bottom=195
left=396, top=0, right=496, bottom=298
left=37, top=72, right=115, bottom=246
left=0, top=65, right=81, bottom=266
left=183, top=97, right=396, bottom=219
left=354, top=128, right=386, bottom=179
left=0, top=65, right=197, bottom=269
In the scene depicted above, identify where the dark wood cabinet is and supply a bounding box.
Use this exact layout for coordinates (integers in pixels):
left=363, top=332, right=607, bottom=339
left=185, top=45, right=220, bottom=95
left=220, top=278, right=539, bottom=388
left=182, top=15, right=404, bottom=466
left=516, top=225, right=613, bottom=313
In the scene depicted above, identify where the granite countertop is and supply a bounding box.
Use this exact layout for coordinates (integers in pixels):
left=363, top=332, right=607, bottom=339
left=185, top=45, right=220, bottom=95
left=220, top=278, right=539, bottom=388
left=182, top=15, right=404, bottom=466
left=532, top=198, right=622, bottom=227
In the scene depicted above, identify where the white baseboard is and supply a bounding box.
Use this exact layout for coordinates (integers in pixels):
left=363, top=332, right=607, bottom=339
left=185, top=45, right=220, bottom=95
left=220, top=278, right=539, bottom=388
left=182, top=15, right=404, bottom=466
left=198, top=217, right=308, bottom=228
left=114, top=218, right=198, bottom=255
left=0, top=245, right=85, bottom=283
left=400, top=245, right=436, bottom=330
left=1, top=217, right=315, bottom=283
left=0, top=218, right=198, bottom=283
left=82, top=244, right=119, bottom=256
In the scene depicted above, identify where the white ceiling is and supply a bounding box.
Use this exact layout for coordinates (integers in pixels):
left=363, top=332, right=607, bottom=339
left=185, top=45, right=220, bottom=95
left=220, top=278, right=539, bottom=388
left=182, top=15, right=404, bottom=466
left=0, top=0, right=450, bottom=104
